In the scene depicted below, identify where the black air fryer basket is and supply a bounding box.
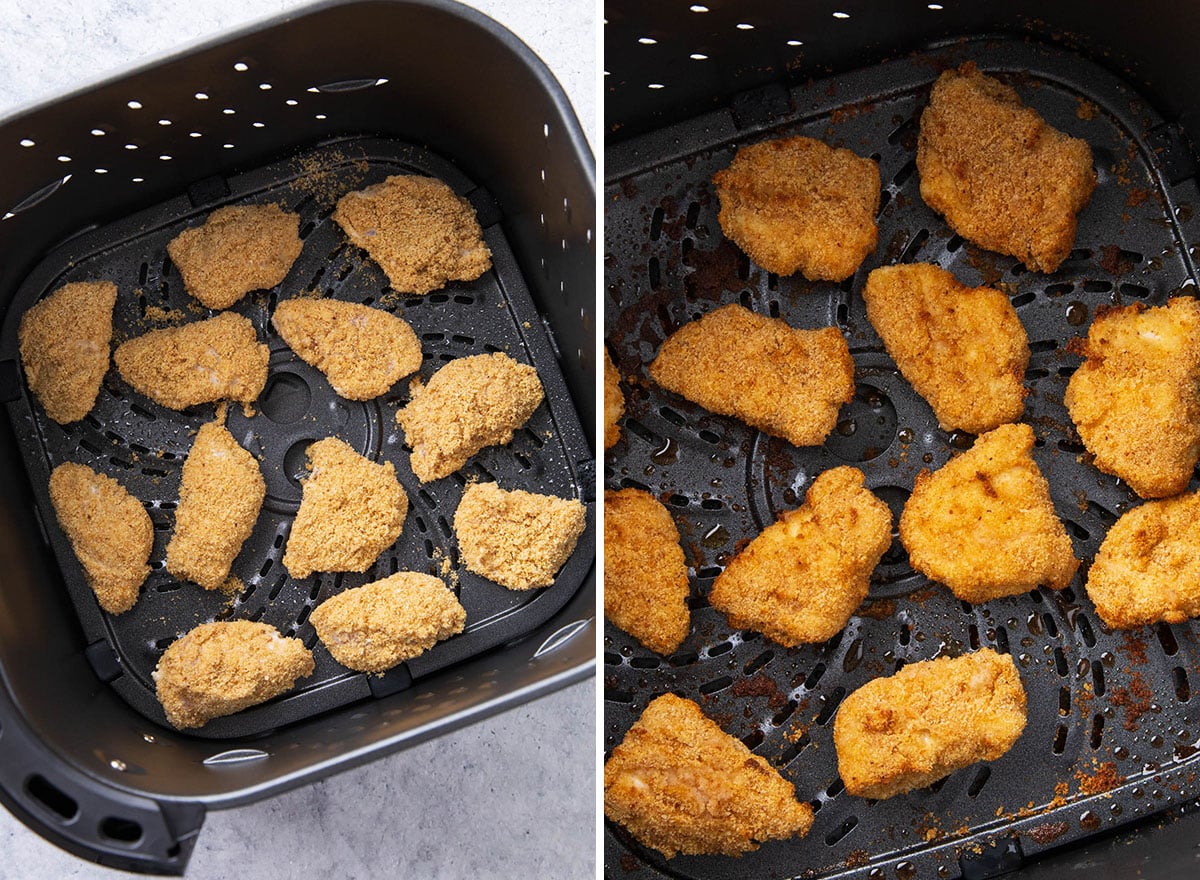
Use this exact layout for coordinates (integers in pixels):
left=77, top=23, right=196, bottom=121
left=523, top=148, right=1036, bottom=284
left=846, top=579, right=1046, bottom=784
left=605, top=2, right=1200, bottom=879
left=0, top=0, right=595, bottom=873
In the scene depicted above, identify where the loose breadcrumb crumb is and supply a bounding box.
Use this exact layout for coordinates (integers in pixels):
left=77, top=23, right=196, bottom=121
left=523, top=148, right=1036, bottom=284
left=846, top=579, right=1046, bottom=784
left=604, top=348, right=624, bottom=449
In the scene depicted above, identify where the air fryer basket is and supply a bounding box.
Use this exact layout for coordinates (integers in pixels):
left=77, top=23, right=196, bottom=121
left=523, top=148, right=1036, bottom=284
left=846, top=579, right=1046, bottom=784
left=0, top=0, right=594, bottom=873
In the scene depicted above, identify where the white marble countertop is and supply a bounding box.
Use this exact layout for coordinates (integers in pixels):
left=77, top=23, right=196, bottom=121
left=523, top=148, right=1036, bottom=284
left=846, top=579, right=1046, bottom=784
left=0, top=1, right=595, bottom=877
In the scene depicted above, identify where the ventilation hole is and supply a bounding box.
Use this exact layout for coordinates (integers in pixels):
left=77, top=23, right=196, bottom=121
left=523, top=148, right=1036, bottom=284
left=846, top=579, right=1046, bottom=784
left=967, top=765, right=991, bottom=798
left=899, top=228, right=928, bottom=262
left=1043, top=613, right=1058, bottom=638
left=898, top=624, right=911, bottom=646
left=804, top=663, right=827, bottom=689
left=1078, top=615, right=1096, bottom=648
left=1045, top=282, right=1074, bottom=297
left=815, top=687, right=846, bottom=725
left=708, top=641, right=733, bottom=657
left=1119, top=283, right=1150, bottom=298
left=994, top=626, right=1010, bottom=654
left=665, top=494, right=688, bottom=508
left=1053, top=725, right=1068, bottom=754
left=1025, top=367, right=1049, bottom=380
left=772, top=700, right=798, bottom=727
left=1059, top=686, right=1071, bottom=716
left=1029, top=339, right=1058, bottom=353
left=887, top=117, right=918, bottom=146
left=648, top=256, right=661, bottom=289
left=267, top=575, right=287, bottom=600
left=450, top=334, right=475, bottom=346
left=825, top=816, right=859, bottom=846
left=698, top=675, right=733, bottom=695
left=100, top=817, right=143, bottom=844
left=768, top=299, right=780, bottom=317
left=774, top=734, right=809, bottom=767
left=26, top=776, right=78, bottom=821
left=619, top=477, right=651, bottom=492
left=436, top=516, right=451, bottom=538
left=1054, top=646, right=1068, bottom=677
left=735, top=251, right=751, bottom=281
left=605, top=688, right=633, bottom=704
left=968, top=623, right=980, bottom=650
left=697, top=429, right=721, bottom=445
left=1174, top=667, right=1191, bottom=702
left=1090, top=713, right=1105, bottom=749
left=741, top=729, right=765, bottom=750
left=603, top=651, right=622, bottom=666
left=892, top=158, right=918, bottom=187
left=1065, top=520, right=1090, bottom=541
left=700, top=499, right=723, bottom=511
left=1011, top=291, right=1036, bottom=307
left=696, top=566, right=722, bottom=579
left=1157, top=623, right=1180, bottom=656
left=659, top=406, right=687, bottom=427
left=1093, top=661, right=1106, bottom=696
left=668, top=650, right=699, bottom=667
left=927, top=777, right=949, bottom=794
left=630, top=656, right=660, bottom=670
left=649, top=207, right=664, bottom=241
left=684, top=201, right=701, bottom=230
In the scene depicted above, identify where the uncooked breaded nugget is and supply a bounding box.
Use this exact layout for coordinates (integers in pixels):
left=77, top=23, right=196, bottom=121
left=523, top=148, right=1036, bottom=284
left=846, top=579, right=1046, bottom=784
left=712, top=135, right=880, bottom=281
left=863, top=263, right=1030, bottom=433
left=917, top=62, right=1096, bottom=273
left=310, top=572, right=466, bottom=672
left=1064, top=298, right=1200, bottom=499
left=48, top=462, right=152, bottom=614
left=272, top=297, right=422, bottom=400
left=114, top=312, right=269, bottom=410
left=710, top=466, right=891, bottom=646
left=649, top=304, right=854, bottom=447
left=333, top=174, right=491, bottom=295
left=900, top=423, right=1079, bottom=602
left=165, top=418, right=265, bottom=590
left=18, top=281, right=117, bottom=424
left=153, top=620, right=314, bottom=729
left=604, top=489, right=689, bottom=655
left=834, top=649, right=1027, bottom=799
left=282, top=437, right=407, bottom=579
left=1085, top=491, right=1200, bottom=629
left=604, top=693, right=813, bottom=858
left=167, top=204, right=302, bottom=310
left=604, top=348, right=624, bottom=449
left=454, top=482, right=585, bottom=590
left=396, top=353, right=544, bottom=482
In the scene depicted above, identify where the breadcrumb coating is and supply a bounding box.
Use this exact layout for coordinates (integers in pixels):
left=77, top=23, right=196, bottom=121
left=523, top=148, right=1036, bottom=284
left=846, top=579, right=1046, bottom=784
left=48, top=462, right=152, bottom=614
left=649, top=304, right=854, bottom=447
left=18, top=281, right=116, bottom=424
left=454, top=482, right=585, bottom=590
left=604, top=348, right=624, bottom=449
left=710, top=466, right=891, bottom=646
left=1064, top=297, right=1200, bottom=499
left=712, top=135, right=880, bottom=281
left=834, top=649, right=1027, bottom=799
left=310, top=572, right=466, bottom=672
left=917, top=62, right=1096, bottom=273
left=604, top=693, right=814, bottom=858
left=863, top=263, right=1030, bottom=433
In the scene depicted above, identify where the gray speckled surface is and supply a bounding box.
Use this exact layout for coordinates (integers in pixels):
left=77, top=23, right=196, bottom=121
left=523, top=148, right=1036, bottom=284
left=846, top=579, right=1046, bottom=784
left=0, top=1, right=596, bottom=877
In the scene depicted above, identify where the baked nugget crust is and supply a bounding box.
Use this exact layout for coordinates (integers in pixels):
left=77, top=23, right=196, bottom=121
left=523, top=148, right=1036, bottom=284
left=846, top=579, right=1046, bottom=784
left=709, top=466, right=891, bottom=646
left=604, top=693, right=814, bottom=858
left=603, top=348, right=624, bottom=449
left=649, top=304, right=854, bottom=447
left=604, top=489, right=689, bottom=654
left=713, top=135, right=880, bottom=281
left=863, top=263, right=1029, bottom=433
left=18, top=281, right=117, bottom=424
left=834, top=649, right=1027, bottom=799
left=899, top=423, right=1079, bottom=602
left=1064, top=297, right=1200, bottom=499
left=1085, top=491, right=1200, bottom=629
left=917, top=62, right=1096, bottom=273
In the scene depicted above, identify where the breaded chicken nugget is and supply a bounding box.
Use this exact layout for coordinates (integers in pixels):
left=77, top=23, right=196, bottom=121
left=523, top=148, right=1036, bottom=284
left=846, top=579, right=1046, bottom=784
left=282, top=437, right=407, bottom=579
left=712, top=136, right=880, bottom=281
left=649, top=304, right=854, bottom=447
left=1085, top=491, right=1200, bottom=629
left=167, top=204, right=302, bottom=310
left=48, top=462, right=153, bottom=614
left=272, top=297, right=422, bottom=400
left=310, top=572, right=466, bottom=672
left=114, top=312, right=269, bottom=410
left=834, top=649, right=1027, bottom=799
left=165, top=418, right=265, bottom=590
left=604, top=348, right=624, bottom=449
left=153, top=620, right=314, bottom=729
left=900, top=423, right=1079, bottom=602
left=604, top=693, right=814, bottom=858
left=863, top=264, right=1029, bottom=433
left=454, top=482, right=585, bottom=590
left=396, top=353, right=544, bottom=482
left=604, top=489, right=689, bottom=654
left=1064, top=297, right=1200, bottom=499
left=19, top=281, right=117, bottom=424
left=917, top=62, right=1096, bottom=273
left=710, top=467, right=891, bottom=646
left=334, top=174, right=491, bottom=295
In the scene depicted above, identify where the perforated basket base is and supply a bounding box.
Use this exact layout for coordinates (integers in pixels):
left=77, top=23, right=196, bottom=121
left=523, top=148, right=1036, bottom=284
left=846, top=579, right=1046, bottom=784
left=604, top=38, right=1200, bottom=880
left=0, top=136, right=593, bottom=739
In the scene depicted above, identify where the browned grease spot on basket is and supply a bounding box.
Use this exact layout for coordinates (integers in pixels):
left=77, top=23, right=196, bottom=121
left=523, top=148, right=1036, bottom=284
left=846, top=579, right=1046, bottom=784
left=619, top=853, right=640, bottom=872
left=1119, top=630, right=1149, bottom=666
left=857, top=598, right=897, bottom=620
left=1029, top=820, right=1071, bottom=844
left=731, top=672, right=787, bottom=710
left=1076, top=760, right=1125, bottom=795
left=845, top=850, right=870, bottom=868
left=1126, top=188, right=1150, bottom=208
left=1098, top=244, right=1135, bottom=276
left=1111, top=675, right=1153, bottom=730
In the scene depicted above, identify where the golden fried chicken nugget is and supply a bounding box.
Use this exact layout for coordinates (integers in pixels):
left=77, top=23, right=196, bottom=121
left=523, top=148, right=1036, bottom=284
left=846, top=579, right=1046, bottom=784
left=396, top=353, right=544, bottom=482
left=272, top=297, right=422, bottom=400
left=712, top=135, right=880, bottom=281
left=1085, top=491, right=1200, bottom=629
left=604, top=489, right=689, bottom=654
left=710, top=467, right=891, bottom=646
left=310, top=572, right=466, bottom=672
left=167, top=204, right=302, bottom=310
left=900, top=423, right=1079, bottom=602
left=114, top=312, right=269, bottom=410
left=18, top=281, right=117, bottom=424
left=165, top=419, right=265, bottom=590
left=334, top=174, right=491, bottom=295
left=917, top=62, right=1096, bottom=273
left=604, top=348, right=624, bottom=449
left=834, top=649, right=1027, bottom=799
left=153, top=620, right=314, bottom=729
left=282, top=438, right=407, bottom=579
left=863, top=263, right=1030, bottom=433
left=649, top=304, right=854, bottom=447
left=454, top=482, right=585, bottom=590
left=48, top=462, right=153, bottom=614
left=604, top=693, right=813, bottom=858
left=1064, top=297, right=1200, bottom=499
